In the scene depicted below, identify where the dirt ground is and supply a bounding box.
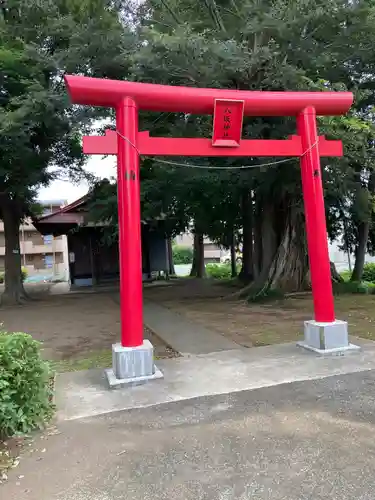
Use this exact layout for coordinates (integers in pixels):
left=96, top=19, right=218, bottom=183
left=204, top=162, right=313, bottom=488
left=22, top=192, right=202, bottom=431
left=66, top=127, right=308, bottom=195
left=2, top=279, right=374, bottom=367
left=0, top=288, right=176, bottom=369
left=144, top=279, right=375, bottom=347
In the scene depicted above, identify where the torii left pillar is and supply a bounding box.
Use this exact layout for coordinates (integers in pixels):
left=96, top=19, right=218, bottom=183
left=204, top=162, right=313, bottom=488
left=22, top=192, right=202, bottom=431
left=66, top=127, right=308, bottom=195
left=91, top=98, right=163, bottom=387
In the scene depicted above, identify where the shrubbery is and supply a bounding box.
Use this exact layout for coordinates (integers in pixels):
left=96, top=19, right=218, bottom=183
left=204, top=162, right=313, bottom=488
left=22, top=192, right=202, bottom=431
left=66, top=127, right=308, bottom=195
left=362, top=263, right=375, bottom=283
left=339, top=269, right=351, bottom=282
left=172, top=245, right=193, bottom=264
left=21, top=266, right=28, bottom=282
left=338, top=263, right=375, bottom=293
left=206, top=263, right=232, bottom=279
left=0, top=332, right=54, bottom=438
left=0, top=267, right=28, bottom=284
left=333, top=280, right=375, bottom=295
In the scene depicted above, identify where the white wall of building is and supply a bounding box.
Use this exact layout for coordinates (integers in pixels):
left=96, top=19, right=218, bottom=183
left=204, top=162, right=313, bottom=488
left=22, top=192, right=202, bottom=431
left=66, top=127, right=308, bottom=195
left=328, top=239, right=375, bottom=272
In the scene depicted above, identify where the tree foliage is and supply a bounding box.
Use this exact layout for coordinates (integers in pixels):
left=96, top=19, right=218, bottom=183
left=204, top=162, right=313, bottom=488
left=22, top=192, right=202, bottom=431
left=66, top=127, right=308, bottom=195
left=119, top=0, right=375, bottom=290
left=83, top=0, right=375, bottom=290
left=4, top=0, right=375, bottom=299
left=172, top=244, right=193, bottom=265
left=0, top=0, right=133, bottom=302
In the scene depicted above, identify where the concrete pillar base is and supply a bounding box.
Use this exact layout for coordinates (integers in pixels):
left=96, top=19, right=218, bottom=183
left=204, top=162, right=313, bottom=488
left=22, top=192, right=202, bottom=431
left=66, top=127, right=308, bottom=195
left=105, top=340, right=163, bottom=389
left=297, top=319, right=360, bottom=355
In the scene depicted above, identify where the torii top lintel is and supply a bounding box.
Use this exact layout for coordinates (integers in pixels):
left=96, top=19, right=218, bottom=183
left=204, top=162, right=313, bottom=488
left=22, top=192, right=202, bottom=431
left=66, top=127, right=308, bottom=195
left=64, top=75, right=353, bottom=117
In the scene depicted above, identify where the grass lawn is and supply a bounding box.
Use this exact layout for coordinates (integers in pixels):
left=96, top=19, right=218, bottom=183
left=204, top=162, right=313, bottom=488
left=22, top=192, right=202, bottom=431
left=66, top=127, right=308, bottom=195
left=144, top=280, right=375, bottom=348
left=46, top=292, right=375, bottom=371
left=0, top=290, right=178, bottom=374
left=50, top=343, right=178, bottom=373
left=1, top=282, right=374, bottom=375
left=334, top=294, right=375, bottom=341
left=49, top=348, right=113, bottom=373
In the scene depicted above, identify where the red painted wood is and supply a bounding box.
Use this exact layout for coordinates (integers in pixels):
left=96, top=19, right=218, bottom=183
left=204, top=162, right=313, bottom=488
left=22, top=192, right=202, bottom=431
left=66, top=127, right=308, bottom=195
left=212, top=99, right=244, bottom=147
left=65, top=75, right=353, bottom=116
left=116, top=98, right=143, bottom=347
left=83, top=130, right=117, bottom=155
left=298, top=107, right=335, bottom=322
left=83, top=130, right=343, bottom=158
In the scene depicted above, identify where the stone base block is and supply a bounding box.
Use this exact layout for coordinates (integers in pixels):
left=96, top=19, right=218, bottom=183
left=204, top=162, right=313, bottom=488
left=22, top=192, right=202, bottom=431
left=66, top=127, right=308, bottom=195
left=297, top=319, right=360, bottom=355
left=105, top=366, right=164, bottom=389
left=105, top=340, right=164, bottom=389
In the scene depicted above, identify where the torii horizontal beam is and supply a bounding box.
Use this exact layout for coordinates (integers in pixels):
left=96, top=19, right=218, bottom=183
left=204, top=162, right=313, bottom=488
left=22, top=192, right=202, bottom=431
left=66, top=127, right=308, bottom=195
left=83, top=130, right=343, bottom=157
left=65, top=75, right=353, bottom=116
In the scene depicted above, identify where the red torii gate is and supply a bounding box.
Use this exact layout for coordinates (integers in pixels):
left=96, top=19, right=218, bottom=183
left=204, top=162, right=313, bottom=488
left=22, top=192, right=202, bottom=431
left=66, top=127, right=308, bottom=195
left=64, top=75, right=356, bottom=386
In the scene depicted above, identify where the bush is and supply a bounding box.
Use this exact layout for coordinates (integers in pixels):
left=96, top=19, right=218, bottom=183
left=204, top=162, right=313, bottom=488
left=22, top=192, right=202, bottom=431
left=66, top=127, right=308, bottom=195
left=333, top=280, right=375, bottom=295
left=338, top=264, right=375, bottom=284
left=0, top=332, right=54, bottom=438
left=21, top=267, right=28, bottom=282
left=173, top=245, right=193, bottom=264
left=362, top=263, right=375, bottom=283
left=0, top=267, right=28, bottom=284
left=339, top=269, right=351, bottom=282
left=206, top=263, right=232, bottom=279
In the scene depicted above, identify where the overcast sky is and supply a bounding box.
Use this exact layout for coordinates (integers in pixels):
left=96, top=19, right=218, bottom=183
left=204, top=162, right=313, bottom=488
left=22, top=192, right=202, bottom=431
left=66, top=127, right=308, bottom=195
left=37, top=151, right=117, bottom=204
left=38, top=0, right=145, bottom=204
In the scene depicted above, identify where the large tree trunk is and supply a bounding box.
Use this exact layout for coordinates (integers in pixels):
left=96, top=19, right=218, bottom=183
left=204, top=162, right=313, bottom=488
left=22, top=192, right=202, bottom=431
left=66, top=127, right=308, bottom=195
left=242, top=194, right=278, bottom=293
left=351, top=171, right=375, bottom=281
left=253, top=193, right=262, bottom=278
left=167, top=239, right=175, bottom=275
left=227, top=193, right=345, bottom=300
left=190, top=251, right=197, bottom=276
left=190, top=232, right=206, bottom=278
left=190, top=230, right=198, bottom=277
left=229, top=198, right=308, bottom=300
left=260, top=199, right=278, bottom=273
left=351, top=221, right=370, bottom=281
left=251, top=204, right=308, bottom=296
left=1, top=202, right=27, bottom=305
left=230, top=232, right=237, bottom=278
left=331, top=261, right=344, bottom=283
left=239, top=190, right=254, bottom=282
left=341, top=209, right=352, bottom=272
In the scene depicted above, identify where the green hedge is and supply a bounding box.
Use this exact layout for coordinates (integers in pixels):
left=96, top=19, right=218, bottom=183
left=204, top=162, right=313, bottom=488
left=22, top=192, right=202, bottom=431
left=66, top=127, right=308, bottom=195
left=339, top=269, right=352, bottom=282
left=340, top=263, right=375, bottom=284
left=0, top=267, right=28, bottom=284
left=172, top=245, right=193, bottom=264
left=0, top=332, right=54, bottom=438
left=21, top=267, right=28, bottom=282
left=206, top=263, right=232, bottom=279
left=362, top=263, right=375, bottom=283
left=333, top=280, right=375, bottom=295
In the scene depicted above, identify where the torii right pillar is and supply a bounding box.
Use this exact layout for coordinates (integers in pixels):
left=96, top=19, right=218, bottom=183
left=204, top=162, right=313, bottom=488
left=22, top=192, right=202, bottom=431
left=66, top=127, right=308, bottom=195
left=297, top=106, right=359, bottom=354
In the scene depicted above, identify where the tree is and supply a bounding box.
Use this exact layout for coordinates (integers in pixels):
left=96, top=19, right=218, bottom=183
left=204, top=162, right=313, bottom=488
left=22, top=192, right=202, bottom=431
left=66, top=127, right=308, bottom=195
left=129, top=0, right=375, bottom=295
left=0, top=0, right=133, bottom=303
left=87, top=0, right=375, bottom=294
left=172, top=243, right=193, bottom=264
left=321, top=110, right=375, bottom=282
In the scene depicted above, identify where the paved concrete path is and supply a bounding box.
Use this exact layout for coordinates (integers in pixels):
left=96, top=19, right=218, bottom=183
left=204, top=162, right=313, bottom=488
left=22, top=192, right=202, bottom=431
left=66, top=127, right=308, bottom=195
left=57, top=338, right=375, bottom=421
left=5, top=370, right=375, bottom=499
left=143, top=300, right=241, bottom=354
